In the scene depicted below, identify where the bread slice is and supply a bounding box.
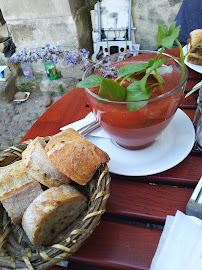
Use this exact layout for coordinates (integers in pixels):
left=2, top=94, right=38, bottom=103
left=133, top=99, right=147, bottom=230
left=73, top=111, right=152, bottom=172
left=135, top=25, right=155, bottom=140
left=22, top=137, right=70, bottom=187
left=22, top=185, right=87, bottom=246
left=189, top=29, right=202, bottom=47
left=44, top=128, right=110, bottom=185
left=0, top=160, right=43, bottom=224
left=187, top=29, right=202, bottom=65
left=1, top=181, right=43, bottom=224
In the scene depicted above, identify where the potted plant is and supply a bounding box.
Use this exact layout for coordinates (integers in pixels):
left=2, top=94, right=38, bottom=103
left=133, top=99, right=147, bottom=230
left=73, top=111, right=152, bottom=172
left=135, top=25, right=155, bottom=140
left=9, top=45, right=90, bottom=80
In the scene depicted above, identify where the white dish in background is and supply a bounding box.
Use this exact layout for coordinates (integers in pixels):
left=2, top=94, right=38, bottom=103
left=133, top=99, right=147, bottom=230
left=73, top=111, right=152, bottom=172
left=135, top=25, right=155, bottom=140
left=86, top=109, right=195, bottom=176
left=13, top=92, right=30, bottom=103
left=183, top=45, right=202, bottom=74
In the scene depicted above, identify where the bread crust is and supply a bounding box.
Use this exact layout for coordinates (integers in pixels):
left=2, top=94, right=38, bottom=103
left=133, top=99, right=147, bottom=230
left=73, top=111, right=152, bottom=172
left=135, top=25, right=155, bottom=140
left=0, top=160, right=35, bottom=199
left=189, top=29, right=202, bottom=47
left=22, top=185, right=87, bottom=246
left=0, top=160, right=43, bottom=224
left=1, top=181, right=43, bottom=224
left=22, top=137, right=70, bottom=187
left=45, top=129, right=110, bottom=185
left=187, top=29, right=202, bottom=66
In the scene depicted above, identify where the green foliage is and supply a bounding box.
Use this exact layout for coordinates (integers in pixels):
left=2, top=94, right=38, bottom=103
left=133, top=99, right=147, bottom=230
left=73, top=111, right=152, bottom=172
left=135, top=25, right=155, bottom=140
left=116, top=62, right=149, bottom=81
left=58, top=84, right=64, bottom=94
left=56, top=71, right=62, bottom=78
left=77, top=75, right=103, bottom=88
left=155, top=21, right=181, bottom=50
left=98, top=78, right=126, bottom=101
left=76, top=21, right=201, bottom=112
left=126, top=81, right=152, bottom=111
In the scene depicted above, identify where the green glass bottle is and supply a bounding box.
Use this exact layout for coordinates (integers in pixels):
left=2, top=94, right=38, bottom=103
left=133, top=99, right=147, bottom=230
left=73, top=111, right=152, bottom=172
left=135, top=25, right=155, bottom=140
left=44, top=61, right=57, bottom=80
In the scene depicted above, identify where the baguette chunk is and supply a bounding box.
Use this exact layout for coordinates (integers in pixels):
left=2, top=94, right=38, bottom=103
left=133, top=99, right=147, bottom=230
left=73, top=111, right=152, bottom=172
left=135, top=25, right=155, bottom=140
left=22, top=137, right=70, bottom=187
left=0, top=160, right=43, bottom=224
left=45, top=128, right=110, bottom=185
left=22, top=185, right=87, bottom=246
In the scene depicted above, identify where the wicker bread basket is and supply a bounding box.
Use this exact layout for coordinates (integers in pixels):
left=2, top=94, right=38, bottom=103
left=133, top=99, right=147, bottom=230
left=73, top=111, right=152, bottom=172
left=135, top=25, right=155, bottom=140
left=0, top=138, right=111, bottom=269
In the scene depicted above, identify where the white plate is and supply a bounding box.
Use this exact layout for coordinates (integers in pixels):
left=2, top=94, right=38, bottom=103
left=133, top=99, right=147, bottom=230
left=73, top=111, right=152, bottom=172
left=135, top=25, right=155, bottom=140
left=86, top=109, right=195, bottom=176
left=183, top=45, right=202, bottom=74
left=13, top=92, right=30, bottom=103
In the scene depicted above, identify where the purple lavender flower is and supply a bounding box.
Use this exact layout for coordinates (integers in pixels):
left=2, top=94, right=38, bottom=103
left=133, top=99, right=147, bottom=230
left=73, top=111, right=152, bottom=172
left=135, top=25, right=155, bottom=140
left=9, top=45, right=119, bottom=78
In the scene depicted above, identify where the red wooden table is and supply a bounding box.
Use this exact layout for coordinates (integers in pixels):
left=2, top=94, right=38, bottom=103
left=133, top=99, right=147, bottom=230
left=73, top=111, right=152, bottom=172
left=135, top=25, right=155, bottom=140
left=21, top=49, right=202, bottom=270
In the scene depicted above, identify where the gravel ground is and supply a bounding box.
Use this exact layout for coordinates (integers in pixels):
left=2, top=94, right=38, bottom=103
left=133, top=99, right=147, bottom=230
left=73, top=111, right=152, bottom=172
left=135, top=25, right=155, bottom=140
left=0, top=91, right=64, bottom=152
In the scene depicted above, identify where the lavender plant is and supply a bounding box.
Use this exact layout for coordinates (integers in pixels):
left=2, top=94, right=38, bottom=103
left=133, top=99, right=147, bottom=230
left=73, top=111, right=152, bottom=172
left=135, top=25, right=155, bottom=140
left=9, top=44, right=92, bottom=71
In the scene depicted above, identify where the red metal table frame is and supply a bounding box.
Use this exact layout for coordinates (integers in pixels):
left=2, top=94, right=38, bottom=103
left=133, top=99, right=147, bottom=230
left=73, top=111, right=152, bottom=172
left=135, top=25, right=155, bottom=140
left=21, top=49, right=202, bottom=270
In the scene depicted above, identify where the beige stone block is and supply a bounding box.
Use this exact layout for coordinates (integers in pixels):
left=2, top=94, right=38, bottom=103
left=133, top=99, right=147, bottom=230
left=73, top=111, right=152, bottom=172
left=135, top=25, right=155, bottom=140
left=0, top=0, right=71, bottom=20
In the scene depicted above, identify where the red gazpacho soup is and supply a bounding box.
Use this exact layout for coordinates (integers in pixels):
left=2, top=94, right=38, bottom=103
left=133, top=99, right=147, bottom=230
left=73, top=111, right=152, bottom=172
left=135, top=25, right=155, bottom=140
left=84, top=54, right=185, bottom=149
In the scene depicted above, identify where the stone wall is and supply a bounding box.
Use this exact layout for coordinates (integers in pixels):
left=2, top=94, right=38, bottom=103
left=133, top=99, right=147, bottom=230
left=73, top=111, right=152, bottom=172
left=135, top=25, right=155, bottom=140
left=133, top=0, right=183, bottom=49
left=0, top=0, right=95, bottom=51
left=0, top=0, right=183, bottom=76
left=0, top=0, right=96, bottom=77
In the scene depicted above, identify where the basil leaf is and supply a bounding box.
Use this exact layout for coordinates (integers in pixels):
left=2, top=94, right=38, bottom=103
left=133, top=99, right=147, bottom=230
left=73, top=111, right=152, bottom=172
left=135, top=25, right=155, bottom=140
left=117, top=62, right=149, bottom=79
left=98, top=78, right=126, bottom=101
left=126, top=81, right=152, bottom=111
left=169, top=21, right=177, bottom=33
left=155, top=25, right=169, bottom=49
left=155, top=22, right=181, bottom=50
left=139, top=74, right=149, bottom=92
left=152, top=66, right=173, bottom=82
left=148, top=59, right=155, bottom=67
left=149, top=58, right=168, bottom=70
left=139, top=58, right=168, bottom=91
left=77, top=75, right=103, bottom=88
left=147, top=65, right=173, bottom=82
left=154, top=65, right=173, bottom=75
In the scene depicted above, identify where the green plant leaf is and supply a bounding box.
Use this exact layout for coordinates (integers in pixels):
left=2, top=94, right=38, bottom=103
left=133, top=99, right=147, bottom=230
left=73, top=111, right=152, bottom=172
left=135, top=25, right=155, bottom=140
left=155, top=21, right=181, bottom=50
left=169, top=21, right=176, bottom=33
left=148, top=66, right=173, bottom=82
left=126, top=81, right=152, bottom=111
left=139, top=74, right=149, bottom=92
left=98, top=78, right=126, bottom=101
left=155, top=25, right=169, bottom=49
left=116, top=62, right=149, bottom=79
left=146, top=59, right=169, bottom=76
left=150, top=58, right=168, bottom=70
left=155, top=65, right=173, bottom=75
left=140, top=58, right=168, bottom=91
left=77, top=75, right=103, bottom=88
left=148, top=59, right=155, bottom=67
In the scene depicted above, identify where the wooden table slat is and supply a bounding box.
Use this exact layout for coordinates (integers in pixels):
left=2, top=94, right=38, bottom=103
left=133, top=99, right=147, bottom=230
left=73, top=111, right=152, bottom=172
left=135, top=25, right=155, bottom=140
left=106, top=180, right=193, bottom=224
left=70, top=220, right=161, bottom=270
left=180, top=93, right=198, bottom=108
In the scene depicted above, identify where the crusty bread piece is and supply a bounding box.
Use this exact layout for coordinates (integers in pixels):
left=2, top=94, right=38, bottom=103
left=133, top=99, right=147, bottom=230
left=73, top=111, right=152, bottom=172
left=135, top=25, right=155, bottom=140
left=0, top=160, right=43, bottom=224
left=1, top=181, right=43, bottom=224
left=187, top=29, right=202, bottom=65
left=0, top=160, right=34, bottom=199
left=189, top=29, right=202, bottom=47
left=22, top=185, right=87, bottom=246
left=22, top=137, right=70, bottom=187
left=44, top=128, right=110, bottom=185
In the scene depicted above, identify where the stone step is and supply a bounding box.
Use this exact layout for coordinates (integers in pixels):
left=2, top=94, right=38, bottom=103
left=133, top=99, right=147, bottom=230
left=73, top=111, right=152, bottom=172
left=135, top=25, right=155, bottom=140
left=0, top=72, right=80, bottom=104
left=0, top=72, right=19, bottom=104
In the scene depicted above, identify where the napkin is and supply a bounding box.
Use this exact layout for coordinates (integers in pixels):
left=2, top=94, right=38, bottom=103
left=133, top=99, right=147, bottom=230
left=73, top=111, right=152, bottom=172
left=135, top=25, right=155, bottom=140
left=60, top=112, right=110, bottom=139
left=150, top=210, right=202, bottom=270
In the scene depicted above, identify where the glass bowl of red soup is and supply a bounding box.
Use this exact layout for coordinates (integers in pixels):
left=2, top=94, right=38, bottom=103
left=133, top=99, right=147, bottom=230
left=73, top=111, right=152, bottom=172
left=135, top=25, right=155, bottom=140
left=81, top=50, right=188, bottom=150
